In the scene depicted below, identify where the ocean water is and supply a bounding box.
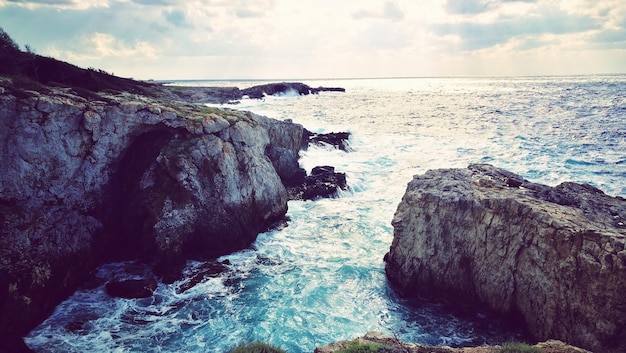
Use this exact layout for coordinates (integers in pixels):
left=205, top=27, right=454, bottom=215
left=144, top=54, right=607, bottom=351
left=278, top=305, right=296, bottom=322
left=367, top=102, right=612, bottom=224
left=25, top=76, right=626, bottom=352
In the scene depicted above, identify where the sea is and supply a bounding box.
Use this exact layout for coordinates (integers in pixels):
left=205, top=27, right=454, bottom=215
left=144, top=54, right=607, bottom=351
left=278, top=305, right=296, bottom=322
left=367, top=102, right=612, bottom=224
left=25, top=76, right=626, bottom=352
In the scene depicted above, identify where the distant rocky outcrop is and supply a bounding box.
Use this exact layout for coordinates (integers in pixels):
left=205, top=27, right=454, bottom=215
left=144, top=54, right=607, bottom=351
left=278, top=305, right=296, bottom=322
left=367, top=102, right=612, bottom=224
left=241, top=82, right=345, bottom=99
left=160, top=82, right=346, bottom=104
left=385, top=164, right=626, bottom=353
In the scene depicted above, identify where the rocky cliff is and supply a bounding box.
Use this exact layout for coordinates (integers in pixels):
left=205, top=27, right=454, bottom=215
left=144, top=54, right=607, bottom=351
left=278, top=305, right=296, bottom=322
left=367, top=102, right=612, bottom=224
left=315, top=331, right=591, bottom=353
left=385, top=164, right=626, bottom=353
left=0, top=79, right=308, bottom=346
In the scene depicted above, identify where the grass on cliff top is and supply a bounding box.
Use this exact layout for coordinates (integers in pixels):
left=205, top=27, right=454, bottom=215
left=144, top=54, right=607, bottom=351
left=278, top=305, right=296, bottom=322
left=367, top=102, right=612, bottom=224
left=334, top=340, right=402, bottom=353
left=497, top=342, right=540, bottom=353
left=0, top=27, right=157, bottom=100
left=228, top=342, right=286, bottom=353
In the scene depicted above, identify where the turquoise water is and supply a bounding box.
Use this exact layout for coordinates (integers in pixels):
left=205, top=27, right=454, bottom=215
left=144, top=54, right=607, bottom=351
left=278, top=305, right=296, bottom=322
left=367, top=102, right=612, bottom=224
left=25, top=76, right=626, bottom=352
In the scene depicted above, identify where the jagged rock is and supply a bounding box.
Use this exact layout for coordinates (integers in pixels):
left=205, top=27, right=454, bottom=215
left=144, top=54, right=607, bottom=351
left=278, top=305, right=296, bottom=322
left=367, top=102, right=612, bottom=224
left=265, top=144, right=306, bottom=187
left=242, top=82, right=312, bottom=99
left=288, top=165, right=348, bottom=200
left=0, top=84, right=304, bottom=342
left=306, top=130, right=352, bottom=151
left=314, top=332, right=591, bottom=353
left=385, top=164, right=626, bottom=353
left=175, top=261, right=230, bottom=294
left=105, top=279, right=157, bottom=299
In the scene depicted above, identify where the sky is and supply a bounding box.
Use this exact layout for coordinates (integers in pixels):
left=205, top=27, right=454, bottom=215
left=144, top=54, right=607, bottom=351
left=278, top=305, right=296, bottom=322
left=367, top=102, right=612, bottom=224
left=1, top=0, right=625, bottom=80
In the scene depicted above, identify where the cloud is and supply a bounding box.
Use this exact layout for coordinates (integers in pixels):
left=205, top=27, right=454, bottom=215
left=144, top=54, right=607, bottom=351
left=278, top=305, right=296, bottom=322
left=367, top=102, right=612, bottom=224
left=46, top=32, right=159, bottom=63
left=353, top=1, right=404, bottom=21
left=6, top=0, right=74, bottom=4
left=434, top=6, right=601, bottom=50
left=1, top=0, right=626, bottom=78
left=445, top=0, right=539, bottom=15
left=445, top=0, right=492, bottom=14
left=164, top=9, right=189, bottom=27
left=235, top=8, right=264, bottom=18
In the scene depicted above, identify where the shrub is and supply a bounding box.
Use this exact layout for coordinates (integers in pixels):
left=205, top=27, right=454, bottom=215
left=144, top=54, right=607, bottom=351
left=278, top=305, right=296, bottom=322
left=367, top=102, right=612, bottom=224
left=228, top=342, right=287, bottom=353
left=0, top=27, right=19, bottom=52
left=335, top=340, right=397, bottom=353
left=498, top=342, right=540, bottom=353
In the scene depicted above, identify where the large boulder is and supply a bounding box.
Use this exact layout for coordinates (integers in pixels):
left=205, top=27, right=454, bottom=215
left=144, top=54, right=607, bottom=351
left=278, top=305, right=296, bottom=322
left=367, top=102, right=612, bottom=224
left=0, top=84, right=303, bottom=344
left=385, top=164, right=626, bottom=353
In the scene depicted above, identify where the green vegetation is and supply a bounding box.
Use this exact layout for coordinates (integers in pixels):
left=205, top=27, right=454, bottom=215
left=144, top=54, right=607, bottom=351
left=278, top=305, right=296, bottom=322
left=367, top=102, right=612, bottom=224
left=335, top=340, right=398, bottom=353
left=227, top=342, right=287, bottom=353
left=498, top=342, right=540, bottom=353
left=0, top=27, right=157, bottom=99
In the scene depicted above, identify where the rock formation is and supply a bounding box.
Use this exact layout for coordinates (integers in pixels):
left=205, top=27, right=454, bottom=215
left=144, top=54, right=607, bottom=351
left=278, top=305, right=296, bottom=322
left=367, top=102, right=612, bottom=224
left=159, top=82, right=346, bottom=104
left=0, top=77, right=332, bottom=347
left=385, top=164, right=626, bottom=353
left=240, top=82, right=345, bottom=99
left=315, top=331, right=591, bottom=353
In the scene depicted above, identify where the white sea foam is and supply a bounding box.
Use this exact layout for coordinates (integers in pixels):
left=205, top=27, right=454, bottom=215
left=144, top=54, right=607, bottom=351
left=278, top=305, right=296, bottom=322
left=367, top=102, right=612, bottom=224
left=25, top=75, right=626, bottom=353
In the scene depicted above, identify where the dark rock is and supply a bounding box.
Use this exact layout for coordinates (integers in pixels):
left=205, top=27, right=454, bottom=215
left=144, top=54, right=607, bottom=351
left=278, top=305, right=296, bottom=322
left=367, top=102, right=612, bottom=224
left=306, top=130, right=352, bottom=151
left=289, top=165, right=348, bottom=200
left=176, top=262, right=230, bottom=294
left=385, top=163, right=626, bottom=353
left=105, top=279, right=157, bottom=299
left=159, top=83, right=344, bottom=104
left=242, top=82, right=312, bottom=99
left=310, top=86, right=346, bottom=94
left=265, top=144, right=306, bottom=187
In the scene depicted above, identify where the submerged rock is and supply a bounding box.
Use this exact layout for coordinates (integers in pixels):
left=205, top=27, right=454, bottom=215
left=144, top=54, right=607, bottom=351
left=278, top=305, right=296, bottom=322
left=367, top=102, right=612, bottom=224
left=385, top=164, right=626, bottom=353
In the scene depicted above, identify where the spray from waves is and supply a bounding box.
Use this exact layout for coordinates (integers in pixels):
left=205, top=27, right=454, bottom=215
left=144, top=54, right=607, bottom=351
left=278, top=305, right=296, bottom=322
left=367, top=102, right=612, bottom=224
left=25, top=143, right=525, bottom=353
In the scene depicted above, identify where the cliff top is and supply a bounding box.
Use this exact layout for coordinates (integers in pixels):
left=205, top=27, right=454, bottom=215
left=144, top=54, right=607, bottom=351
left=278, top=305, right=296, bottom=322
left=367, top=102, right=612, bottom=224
left=0, top=28, right=160, bottom=101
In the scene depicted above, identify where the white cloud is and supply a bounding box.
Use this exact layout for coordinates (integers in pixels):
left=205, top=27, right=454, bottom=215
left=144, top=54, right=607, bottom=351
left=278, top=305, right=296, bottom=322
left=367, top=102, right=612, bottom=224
left=51, top=32, right=159, bottom=61
left=0, top=0, right=625, bottom=78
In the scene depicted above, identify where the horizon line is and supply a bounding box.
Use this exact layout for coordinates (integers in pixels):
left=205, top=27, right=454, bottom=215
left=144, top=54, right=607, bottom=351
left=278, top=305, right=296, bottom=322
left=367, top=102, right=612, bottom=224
left=154, top=72, right=626, bottom=83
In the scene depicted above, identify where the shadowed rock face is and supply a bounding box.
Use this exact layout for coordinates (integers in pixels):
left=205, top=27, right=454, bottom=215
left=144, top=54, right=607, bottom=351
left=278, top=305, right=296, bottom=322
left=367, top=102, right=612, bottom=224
left=0, top=85, right=303, bottom=341
left=385, top=164, right=626, bottom=353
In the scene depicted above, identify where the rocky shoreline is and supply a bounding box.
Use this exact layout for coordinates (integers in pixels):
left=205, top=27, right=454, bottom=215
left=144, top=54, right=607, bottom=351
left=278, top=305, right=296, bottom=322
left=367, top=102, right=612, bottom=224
left=0, top=74, right=349, bottom=351
left=157, top=81, right=346, bottom=104
left=315, top=332, right=591, bottom=353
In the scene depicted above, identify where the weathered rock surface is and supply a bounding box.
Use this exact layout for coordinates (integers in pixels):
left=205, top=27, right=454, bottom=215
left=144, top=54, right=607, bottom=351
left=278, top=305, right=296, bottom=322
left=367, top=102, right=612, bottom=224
left=306, top=130, right=353, bottom=151
left=315, top=332, right=591, bottom=353
left=288, top=165, right=348, bottom=200
left=0, top=82, right=306, bottom=343
left=385, top=164, right=626, bottom=353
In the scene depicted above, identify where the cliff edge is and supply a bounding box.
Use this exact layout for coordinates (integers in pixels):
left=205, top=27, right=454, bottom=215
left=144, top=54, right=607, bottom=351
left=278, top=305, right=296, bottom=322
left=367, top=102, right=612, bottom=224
left=0, top=79, right=304, bottom=347
left=385, top=164, right=626, bottom=353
